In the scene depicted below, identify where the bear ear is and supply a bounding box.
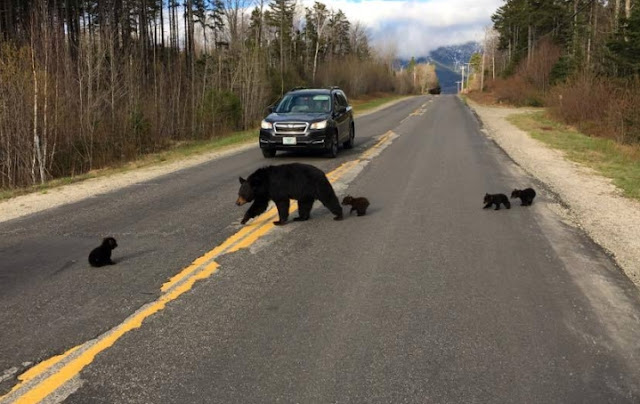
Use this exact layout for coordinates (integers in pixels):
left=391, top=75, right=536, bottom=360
left=239, top=177, right=246, bottom=184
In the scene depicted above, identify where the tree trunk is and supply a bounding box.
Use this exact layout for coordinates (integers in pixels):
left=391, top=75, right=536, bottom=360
left=280, top=9, right=285, bottom=96
left=527, top=24, right=532, bottom=66
left=313, top=37, right=321, bottom=83
left=31, top=17, right=45, bottom=185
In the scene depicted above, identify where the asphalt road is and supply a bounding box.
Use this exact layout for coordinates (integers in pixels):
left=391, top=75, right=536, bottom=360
left=2, top=95, right=640, bottom=403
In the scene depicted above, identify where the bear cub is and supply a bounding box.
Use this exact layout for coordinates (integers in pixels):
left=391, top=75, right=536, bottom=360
left=511, top=188, right=536, bottom=206
left=89, top=237, right=118, bottom=267
left=483, top=193, right=511, bottom=210
left=237, top=163, right=343, bottom=225
left=342, top=196, right=370, bottom=216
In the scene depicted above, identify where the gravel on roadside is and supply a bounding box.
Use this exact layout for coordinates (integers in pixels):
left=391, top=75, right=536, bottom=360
left=0, top=97, right=412, bottom=225
left=469, top=100, right=640, bottom=288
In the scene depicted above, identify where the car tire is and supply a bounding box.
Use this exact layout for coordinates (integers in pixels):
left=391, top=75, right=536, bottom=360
left=262, top=148, right=276, bottom=158
left=328, top=132, right=339, bottom=158
left=343, top=123, right=355, bottom=149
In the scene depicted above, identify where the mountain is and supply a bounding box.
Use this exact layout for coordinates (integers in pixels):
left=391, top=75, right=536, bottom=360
left=396, top=41, right=481, bottom=94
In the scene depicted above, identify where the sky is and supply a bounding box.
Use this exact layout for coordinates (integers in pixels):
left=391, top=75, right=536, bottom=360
left=304, top=0, right=503, bottom=58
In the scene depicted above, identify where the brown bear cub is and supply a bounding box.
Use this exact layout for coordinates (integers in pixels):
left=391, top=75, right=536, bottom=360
left=88, top=237, right=118, bottom=267
left=511, top=188, right=536, bottom=206
left=342, top=196, right=370, bottom=216
left=483, top=193, right=511, bottom=210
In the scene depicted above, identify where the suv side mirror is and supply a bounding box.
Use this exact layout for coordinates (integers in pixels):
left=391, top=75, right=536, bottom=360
left=266, top=105, right=274, bottom=114
left=336, top=105, right=346, bottom=114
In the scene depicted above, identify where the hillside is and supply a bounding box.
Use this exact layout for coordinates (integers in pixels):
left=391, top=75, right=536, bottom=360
left=396, top=42, right=481, bottom=94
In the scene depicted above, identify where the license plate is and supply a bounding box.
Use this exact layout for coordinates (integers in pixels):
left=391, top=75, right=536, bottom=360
left=282, top=137, right=297, bottom=145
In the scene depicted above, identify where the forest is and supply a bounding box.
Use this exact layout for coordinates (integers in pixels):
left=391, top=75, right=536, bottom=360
left=0, top=0, right=425, bottom=189
left=476, top=0, right=639, bottom=143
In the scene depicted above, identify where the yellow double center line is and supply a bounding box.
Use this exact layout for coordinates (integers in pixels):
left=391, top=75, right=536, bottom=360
left=1, top=130, right=397, bottom=404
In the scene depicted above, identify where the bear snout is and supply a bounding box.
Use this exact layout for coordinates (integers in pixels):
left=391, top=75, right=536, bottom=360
left=236, top=196, right=247, bottom=206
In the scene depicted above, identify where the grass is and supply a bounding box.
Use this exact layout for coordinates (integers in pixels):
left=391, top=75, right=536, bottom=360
left=350, top=93, right=408, bottom=114
left=509, top=111, right=640, bottom=200
left=0, top=130, right=257, bottom=202
left=1, top=94, right=405, bottom=201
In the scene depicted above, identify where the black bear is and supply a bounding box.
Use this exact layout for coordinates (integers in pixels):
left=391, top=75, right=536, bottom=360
left=483, top=193, right=511, bottom=210
left=511, top=188, right=536, bottom=206
left=236, top=163, right=343, bottom=225
left=88, top=237, right=118, bottom=267
left=342, top=195, right=370, bottom=216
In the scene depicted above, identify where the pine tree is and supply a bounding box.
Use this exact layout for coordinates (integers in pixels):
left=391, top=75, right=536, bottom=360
left=266, top=0, right=295, bottom=94
left=607, top=8, right=640, bottom=77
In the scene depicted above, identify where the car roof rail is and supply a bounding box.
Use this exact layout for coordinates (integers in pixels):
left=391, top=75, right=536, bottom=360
left=290, top=86, right=307, bottom=91
left=328, top=86, right=341, bottom=91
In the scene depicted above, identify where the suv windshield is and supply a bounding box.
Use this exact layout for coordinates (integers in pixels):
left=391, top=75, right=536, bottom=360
left=275, top=93, right=331, bottom=114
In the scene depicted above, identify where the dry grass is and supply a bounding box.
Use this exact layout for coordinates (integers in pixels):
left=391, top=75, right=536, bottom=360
left=546, top=76, right=640, bottom=144
left=509, top=111, right=640, bottom=200
left=0, top=93, right=401, bottom=201
left=351, top=93, right=407, bottom=114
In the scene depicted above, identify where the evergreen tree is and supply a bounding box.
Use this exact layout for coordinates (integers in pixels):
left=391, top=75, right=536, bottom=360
left=607, top=8, right=640, bottom=77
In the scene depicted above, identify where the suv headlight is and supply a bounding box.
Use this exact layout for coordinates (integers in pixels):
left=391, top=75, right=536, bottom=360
left=261, top=120, right=273, bottom=129
left=310, top=120, right=327, bottom=130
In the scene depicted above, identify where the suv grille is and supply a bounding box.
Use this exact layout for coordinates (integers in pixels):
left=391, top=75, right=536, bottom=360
left=274, top=122, right=308, bottom=135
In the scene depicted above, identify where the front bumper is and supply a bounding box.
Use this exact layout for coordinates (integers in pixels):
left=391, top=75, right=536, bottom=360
left=259, top=129, right=330, bottom=150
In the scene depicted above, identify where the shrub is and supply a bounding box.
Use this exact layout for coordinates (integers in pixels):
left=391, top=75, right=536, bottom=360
left=546, top=76, right=640, bottom=143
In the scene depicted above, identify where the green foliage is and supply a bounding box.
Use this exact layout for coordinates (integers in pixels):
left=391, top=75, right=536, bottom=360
left=202, top=90, right=243, bottom=132
left=492, top=0, right=570, bottom=55
left=266, top=0, right=296, bottom=49
left=407, top=57, right=417, bottom=72
left=130, top=108, right=150, bottom=138
left=607, top=9, right=640, bottom=77
left=469, top=53, right=482, bottom=74
left=549, top=55, right=574, bottom=85
left=328, top=10, right=351, bottom=56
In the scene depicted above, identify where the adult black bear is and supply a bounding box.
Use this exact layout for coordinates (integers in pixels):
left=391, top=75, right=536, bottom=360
left=236, top=163, right=343, bottom=225
left=511, top=188, right=536, bottom=206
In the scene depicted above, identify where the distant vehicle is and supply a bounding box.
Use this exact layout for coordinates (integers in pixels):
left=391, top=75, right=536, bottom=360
left=259, top=87, right=355, bottom=158
left=428, top=86, right=441, bottom=95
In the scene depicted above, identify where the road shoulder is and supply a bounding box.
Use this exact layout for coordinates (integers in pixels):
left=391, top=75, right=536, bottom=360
left=468, top=99, right=640, bottom=288
left=0, top=97, right=413, bottom=225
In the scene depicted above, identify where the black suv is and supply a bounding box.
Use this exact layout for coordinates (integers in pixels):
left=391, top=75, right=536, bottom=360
left=259, top=87, right=355, bottom=158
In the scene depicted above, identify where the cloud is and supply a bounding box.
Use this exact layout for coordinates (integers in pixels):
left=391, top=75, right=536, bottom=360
left=301, top=0, right=502, bottom=57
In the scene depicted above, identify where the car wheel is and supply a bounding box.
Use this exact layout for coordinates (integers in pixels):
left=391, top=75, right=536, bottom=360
left=262, top=148, right=276, bottom=158
left=328, top=132, right=338, bottom=158
left=343, top=123, right=355, bottom=149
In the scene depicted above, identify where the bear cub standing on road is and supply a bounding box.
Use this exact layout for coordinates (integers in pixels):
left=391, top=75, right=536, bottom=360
left=342, top=196, right=370, bottom=216
left=236, top=163, right=343, bottom=226
left=511, top=188, right=536, bottom=206
left=483, top=193, right=511, bottom=210
left=88, top=237, right=118, bottom=267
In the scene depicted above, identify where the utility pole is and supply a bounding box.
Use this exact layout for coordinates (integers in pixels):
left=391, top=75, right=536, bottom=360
left=480, top=51, right=485, bottom=92
left=460, top=66, right=465, bottom=93
left=464, top=63, right=471, bottom=90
